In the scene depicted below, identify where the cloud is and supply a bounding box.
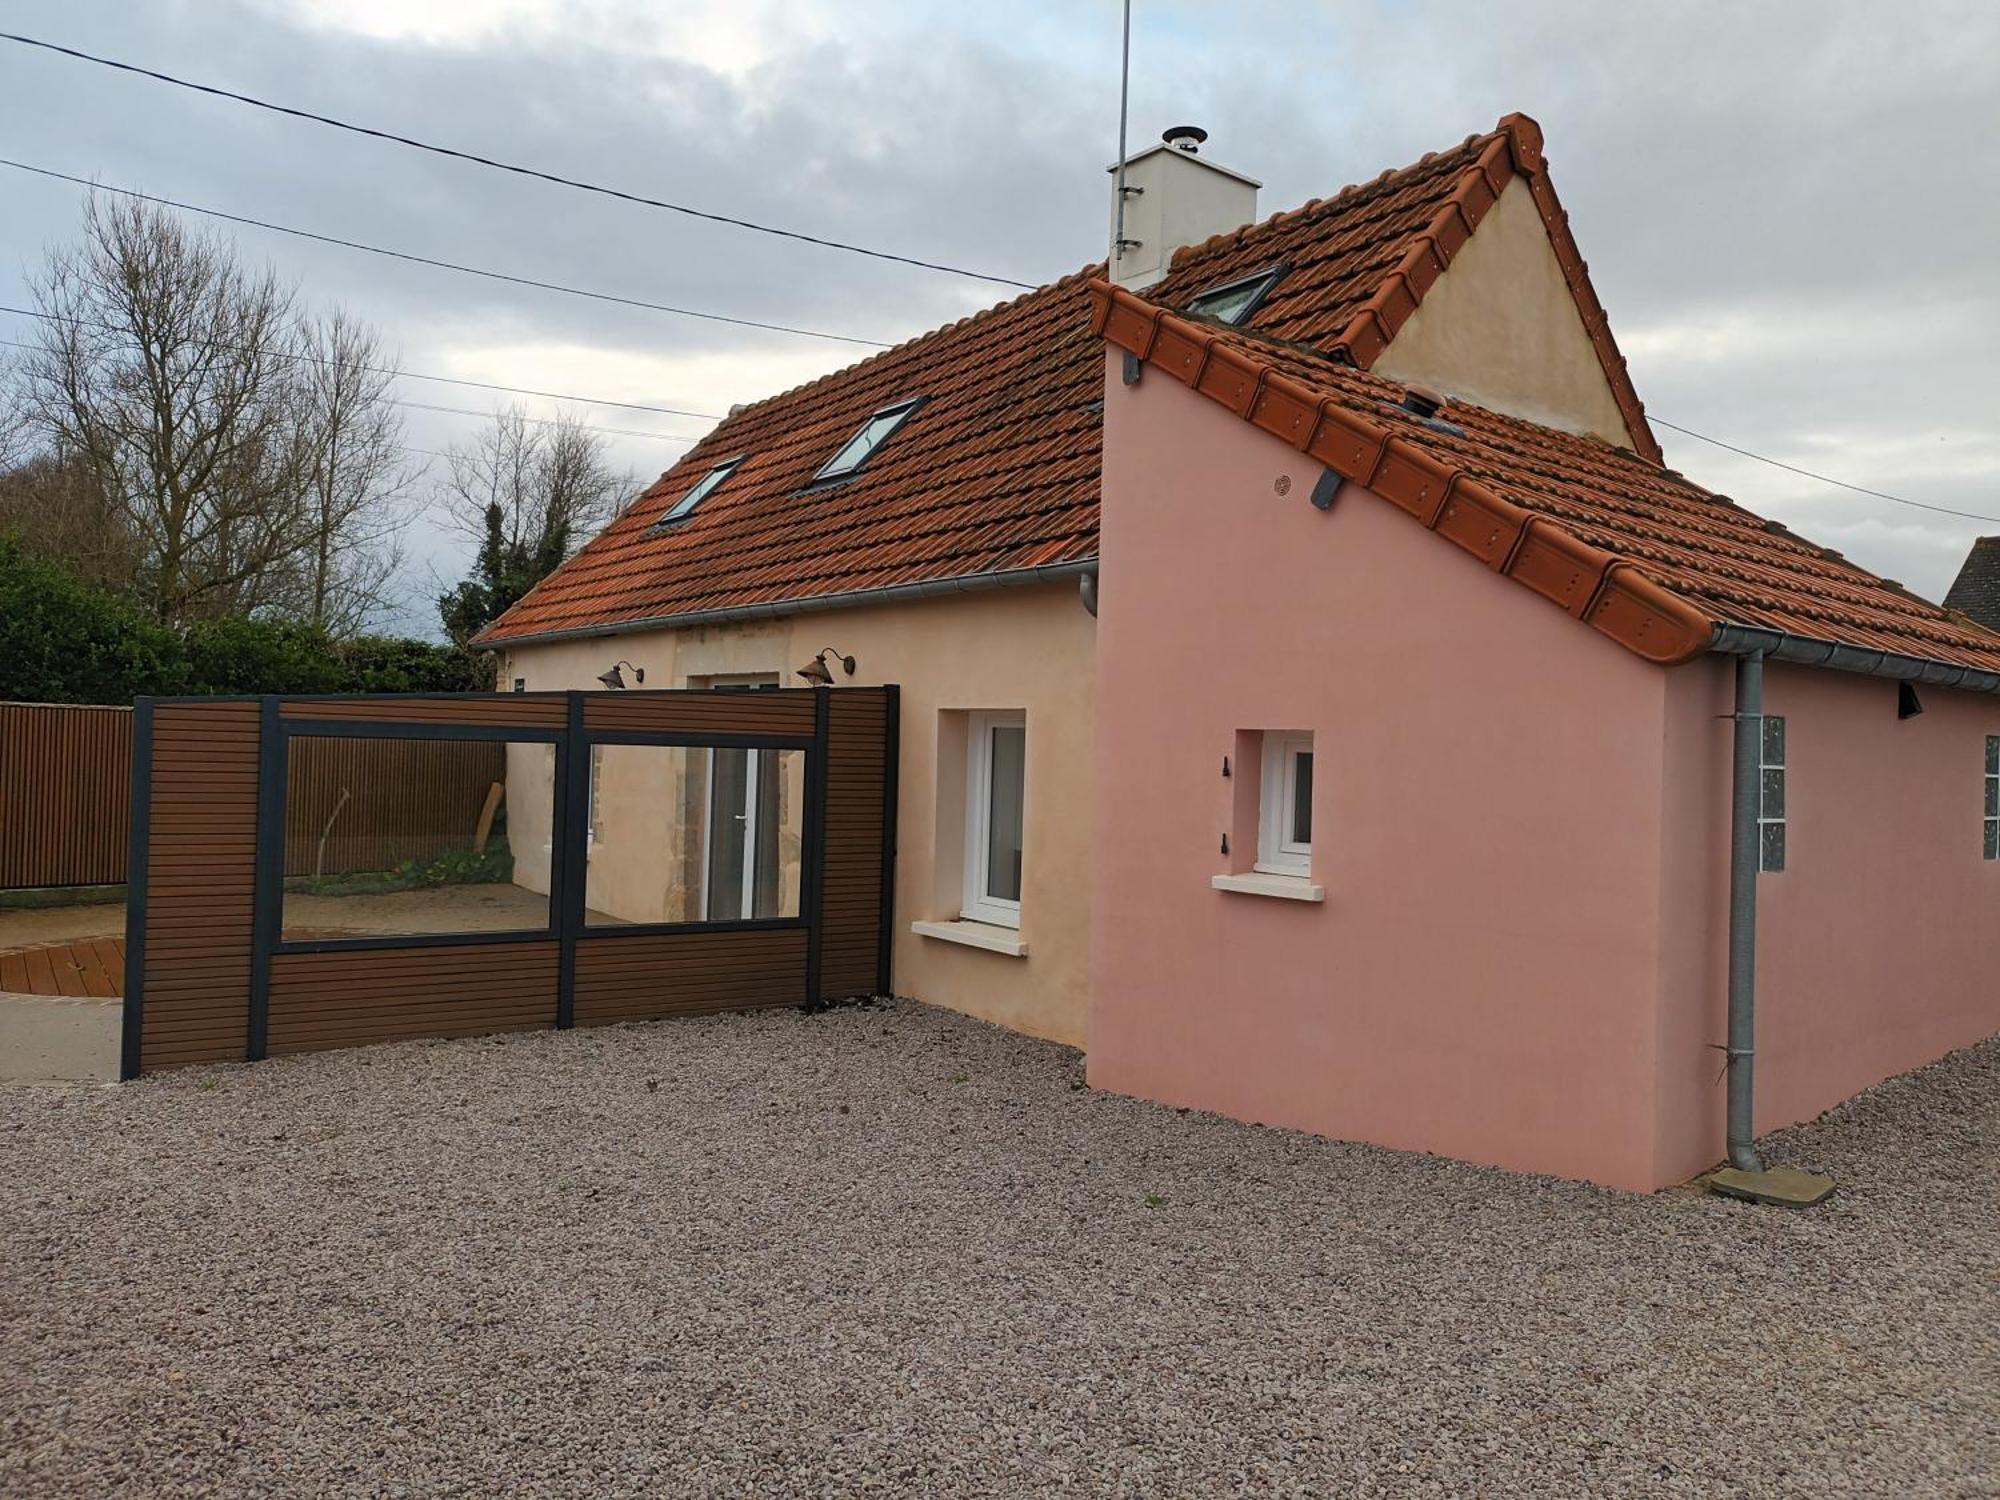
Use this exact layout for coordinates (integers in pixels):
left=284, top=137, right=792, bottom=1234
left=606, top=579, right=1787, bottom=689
left=2, top=0, right=1995, bottom=631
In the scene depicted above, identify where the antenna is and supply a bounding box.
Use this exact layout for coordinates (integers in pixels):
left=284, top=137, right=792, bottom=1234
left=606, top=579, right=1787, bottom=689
left=1111, top=0, right=1134, bottom=271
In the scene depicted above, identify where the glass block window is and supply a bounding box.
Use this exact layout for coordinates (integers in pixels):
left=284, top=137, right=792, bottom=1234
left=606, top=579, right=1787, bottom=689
left=1985, top=736, right=1998, bottom=860
left=1759, top=714, right=1786, bottom=873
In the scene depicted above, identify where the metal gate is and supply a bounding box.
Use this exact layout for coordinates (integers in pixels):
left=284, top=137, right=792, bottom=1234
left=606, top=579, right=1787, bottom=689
left=120, top=686, right=898, bottom=1077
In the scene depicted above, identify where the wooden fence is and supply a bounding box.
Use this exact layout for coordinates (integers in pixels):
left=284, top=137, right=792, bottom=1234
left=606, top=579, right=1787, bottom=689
left=123, top=688, right=898, bottom=1075
left=0, top=703, right=132, bottom=889
left=0, top=701, right=503, bottom=890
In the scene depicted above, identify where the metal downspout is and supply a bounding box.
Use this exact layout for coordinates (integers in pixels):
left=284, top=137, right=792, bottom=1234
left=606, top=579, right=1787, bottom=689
left=1725, top=650, right=1766, bottom=1174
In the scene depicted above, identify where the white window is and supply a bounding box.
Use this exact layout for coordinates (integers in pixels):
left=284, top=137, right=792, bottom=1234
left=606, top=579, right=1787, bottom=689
left=652, top=456, right=742, bottom=529
left=1759, top=714, right=1786, bottom=873
left=1257, top=731, right=1314, bottom=876
left=813, top=398, right=922, bottom=483
left=1185, top=265, right=1286, bottom=326
left=1984, top=736, right=1998, bottom=860
left=963, top=710, right=1026, bottom=928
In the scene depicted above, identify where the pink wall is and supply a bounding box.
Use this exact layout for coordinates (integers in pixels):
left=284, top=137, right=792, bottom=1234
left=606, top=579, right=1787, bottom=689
left=1090, top=354, right=1679, bottom=1189
left=1652, top=657, right=2000, bottom=1182
left=1093, top=352, right=2000, bottom=1191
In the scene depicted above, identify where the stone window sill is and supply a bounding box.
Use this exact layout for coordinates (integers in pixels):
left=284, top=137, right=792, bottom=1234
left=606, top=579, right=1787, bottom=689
left=910, top=919, right=1029, bottom=957
left=1210, top=871, right=1325, bottom=903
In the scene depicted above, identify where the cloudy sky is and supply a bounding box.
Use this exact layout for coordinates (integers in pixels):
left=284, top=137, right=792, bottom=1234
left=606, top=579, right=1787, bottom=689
left=2, top=0, right=1995, bottom=635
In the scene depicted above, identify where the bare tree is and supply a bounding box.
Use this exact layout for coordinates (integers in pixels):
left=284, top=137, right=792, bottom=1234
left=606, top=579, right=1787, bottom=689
left=0, top=449, right=138, bottom=591
left=289, top=309, right=417, bottom=634
left=435, top=406, right=629, bottom=644
left=13, top=196, right=411, bottom=629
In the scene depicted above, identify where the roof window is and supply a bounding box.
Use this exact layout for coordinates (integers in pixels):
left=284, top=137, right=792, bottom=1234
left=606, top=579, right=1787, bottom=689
left=651, top=456, right=742, bottom=529
left=812, top=397, right=923, bottom=483
left=1185, top=266, right=1285, bottom=326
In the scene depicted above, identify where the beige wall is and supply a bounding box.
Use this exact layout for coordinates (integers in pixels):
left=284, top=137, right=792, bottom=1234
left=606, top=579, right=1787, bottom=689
left=1373, top=176, right=1635, bottom=451
left=501, top=582, right=1096, bottom=1046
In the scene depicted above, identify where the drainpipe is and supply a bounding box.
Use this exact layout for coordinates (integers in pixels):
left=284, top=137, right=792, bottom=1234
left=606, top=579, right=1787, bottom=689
left=1725, top=650, right=1765, bottom=1174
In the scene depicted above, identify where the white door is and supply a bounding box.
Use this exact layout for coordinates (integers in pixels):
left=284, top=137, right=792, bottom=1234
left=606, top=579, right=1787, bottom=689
left=696, top=674, right=783, bottom=920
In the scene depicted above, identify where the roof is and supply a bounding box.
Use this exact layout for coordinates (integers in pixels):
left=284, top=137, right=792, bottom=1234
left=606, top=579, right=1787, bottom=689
left=1092, top=280, right=2000, bottom=677
left=1147, top=113, right=1659, bottom=464
left=480, top=115, right=1606, bottom=646
left=1944, top=538, right=2000, bottom=632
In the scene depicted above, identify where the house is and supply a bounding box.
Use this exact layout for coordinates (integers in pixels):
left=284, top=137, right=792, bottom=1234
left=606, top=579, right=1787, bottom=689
left=482, top=115, right=2000, bottom=1190
left=1088, top=286, right=2000, bottom=1191
left=1945, top=537, right=2000, bottom=631
left=479, top=114, right=1654, bottom=1052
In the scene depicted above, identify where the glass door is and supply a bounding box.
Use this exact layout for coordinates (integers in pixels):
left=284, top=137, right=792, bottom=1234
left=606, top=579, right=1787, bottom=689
left=701, top=746, right=786, bottom=920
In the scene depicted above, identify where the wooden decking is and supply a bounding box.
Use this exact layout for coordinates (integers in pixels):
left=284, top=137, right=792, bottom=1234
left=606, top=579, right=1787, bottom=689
left=0, top=936, right=126, bottom=998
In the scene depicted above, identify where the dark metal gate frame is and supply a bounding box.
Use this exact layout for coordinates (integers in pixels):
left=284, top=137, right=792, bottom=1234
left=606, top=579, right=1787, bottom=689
left=121, top=686, right=899, bottom=1078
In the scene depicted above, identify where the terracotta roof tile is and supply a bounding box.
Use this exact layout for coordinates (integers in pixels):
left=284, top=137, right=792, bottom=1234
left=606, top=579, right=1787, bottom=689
left=481, top=116, right=1650, bottom=645
left=1092, top=280, right=2000, bottom=677
left=1152, top=114, right=1658, bottom=464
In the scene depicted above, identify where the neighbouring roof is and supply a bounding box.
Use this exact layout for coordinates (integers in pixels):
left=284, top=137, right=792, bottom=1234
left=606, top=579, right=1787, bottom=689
left=480, top=115, right=1614, bottom=646
left=1943, top=538, right=2000, bottom=632
left=1092, top=280, right=2000, bottom=676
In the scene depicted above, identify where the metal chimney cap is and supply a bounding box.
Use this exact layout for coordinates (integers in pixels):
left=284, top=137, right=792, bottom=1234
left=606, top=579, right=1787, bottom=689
left=1162, top=125, right=1208, bottom=153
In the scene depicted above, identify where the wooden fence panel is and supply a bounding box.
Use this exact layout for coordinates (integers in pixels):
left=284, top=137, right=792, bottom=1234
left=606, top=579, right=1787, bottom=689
left=574, top=928, right=807, bottom=1025
left=134, top=701, right=260, bottom=1070
left=0, top=703, right=507, bottom=888
left=820, top=689, right=894, bottom=999
left=0, top=703, right=131, bottom=889
left=124, top=687, right=898, bottom=1074
left=267, top=941, right=558, bottom=1055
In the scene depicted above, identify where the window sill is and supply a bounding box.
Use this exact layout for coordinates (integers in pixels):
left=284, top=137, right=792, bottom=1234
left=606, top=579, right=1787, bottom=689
left=1211, top=872, right=1325, bottom=903
left=911, top=919, right=1028, bottom=957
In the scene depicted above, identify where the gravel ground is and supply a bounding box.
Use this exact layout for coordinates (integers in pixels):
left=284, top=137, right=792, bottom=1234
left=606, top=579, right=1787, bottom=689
left=3, top=1002, right=1995, bottom=1498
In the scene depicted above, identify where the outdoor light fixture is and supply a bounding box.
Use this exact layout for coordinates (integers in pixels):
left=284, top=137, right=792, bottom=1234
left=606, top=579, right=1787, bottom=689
left=596, top=660, right=645, bottom=690
left=796, top=646, right=857, bottom=686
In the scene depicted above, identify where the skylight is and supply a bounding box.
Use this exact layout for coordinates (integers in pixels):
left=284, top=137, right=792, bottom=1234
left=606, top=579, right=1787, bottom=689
left=812, top=397, right=923, bottom=483
left=651, top=456, right=742, bottom=529
left=1185, top=266, right=1285, bottom=326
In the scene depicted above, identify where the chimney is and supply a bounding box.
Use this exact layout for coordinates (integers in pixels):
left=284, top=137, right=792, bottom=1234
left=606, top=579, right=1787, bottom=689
left=1108, top=126, right=1260, bottom=291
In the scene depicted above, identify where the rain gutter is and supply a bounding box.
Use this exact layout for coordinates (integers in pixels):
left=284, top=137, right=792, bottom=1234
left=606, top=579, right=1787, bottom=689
left=478, top=560, right=1101, bottom=651
left=1703, top=621, right=2000, bottom=1183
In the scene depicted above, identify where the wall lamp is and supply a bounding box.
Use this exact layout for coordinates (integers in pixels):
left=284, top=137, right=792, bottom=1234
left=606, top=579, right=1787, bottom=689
left=796, top=646, right=857, bottom=686
left=596, top=660, right=645, bottom=690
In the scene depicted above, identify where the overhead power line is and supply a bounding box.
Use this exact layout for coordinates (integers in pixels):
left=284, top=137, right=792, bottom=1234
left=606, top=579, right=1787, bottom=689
left=0, top=289, right=720, bottom=421
left=1652, top=417, right=2000, bottom=526
left=0, top=158, right=892, bottom=349
left=0, top=32, right=1038, bottom=290
left=0, top=318, right=701, bottom=447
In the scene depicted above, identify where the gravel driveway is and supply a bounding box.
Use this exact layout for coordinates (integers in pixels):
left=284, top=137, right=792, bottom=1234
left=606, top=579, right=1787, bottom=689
left=3, top=1001, right=1995, bottom=1498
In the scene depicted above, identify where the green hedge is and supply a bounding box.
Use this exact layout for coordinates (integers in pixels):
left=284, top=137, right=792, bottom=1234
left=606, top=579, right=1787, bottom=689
left=0, top=533, right=486, bottom=704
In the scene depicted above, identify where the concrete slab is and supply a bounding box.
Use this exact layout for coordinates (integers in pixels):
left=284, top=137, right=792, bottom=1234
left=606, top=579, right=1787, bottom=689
left=1703, top=1164, right=1838, bottom=1207
left=0, top=992, right=121, bottom=1082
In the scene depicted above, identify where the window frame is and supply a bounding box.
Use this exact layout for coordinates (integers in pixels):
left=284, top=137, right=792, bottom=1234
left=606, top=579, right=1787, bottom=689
left=1758, top=713, right=1786, bottom=874
left=651, top=455, right=744, bottom=530
left=809, top=397, right=924, bottom=486
left=1984, top=736, right=1998, bottom=860
left=1185, top=265, right=1287, bottom=326
left=1256, top=731, right=1314, bottom=877
left=962, top=709, right=1026, bottom=929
